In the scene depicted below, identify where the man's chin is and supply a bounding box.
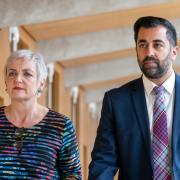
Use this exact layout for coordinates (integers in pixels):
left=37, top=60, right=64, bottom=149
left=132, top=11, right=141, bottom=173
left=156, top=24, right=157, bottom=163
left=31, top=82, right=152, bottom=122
left=144, top=72, right=164, bottom=79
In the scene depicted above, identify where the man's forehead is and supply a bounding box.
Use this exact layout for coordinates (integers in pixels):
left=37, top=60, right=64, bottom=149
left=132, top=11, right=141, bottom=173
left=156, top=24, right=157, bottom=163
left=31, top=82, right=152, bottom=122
left=137, top=26, right=168, bottom=41
left=138, top=26, right=167, bottom=35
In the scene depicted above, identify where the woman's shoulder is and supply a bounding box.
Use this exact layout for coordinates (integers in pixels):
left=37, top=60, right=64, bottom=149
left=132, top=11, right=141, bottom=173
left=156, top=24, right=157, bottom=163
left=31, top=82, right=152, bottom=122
left=47, top=109, right=68, bottom=118
left=0, top=106, right=5, bottom=110
left=46, top=109, right=72, bottom=123
left=44, top=109, right=74, bottom=130
left=0, top=106, right=5, bottom=114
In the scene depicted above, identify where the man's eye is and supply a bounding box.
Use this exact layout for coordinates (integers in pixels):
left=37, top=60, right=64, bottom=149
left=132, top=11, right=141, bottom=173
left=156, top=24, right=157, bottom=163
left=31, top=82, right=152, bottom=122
left=154, top=43, right=163, bottom=48
left=138, top=44, right=147, bottom=48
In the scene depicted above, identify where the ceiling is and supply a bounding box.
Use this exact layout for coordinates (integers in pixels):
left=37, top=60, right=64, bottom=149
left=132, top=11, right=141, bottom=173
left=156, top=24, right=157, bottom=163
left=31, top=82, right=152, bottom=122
left=1, top=0, right=180, bottom=116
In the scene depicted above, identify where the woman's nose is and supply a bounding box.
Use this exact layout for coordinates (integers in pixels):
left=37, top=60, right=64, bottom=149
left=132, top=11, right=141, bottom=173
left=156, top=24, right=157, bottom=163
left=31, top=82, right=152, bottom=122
left=14, top=74, right=23, bottom=83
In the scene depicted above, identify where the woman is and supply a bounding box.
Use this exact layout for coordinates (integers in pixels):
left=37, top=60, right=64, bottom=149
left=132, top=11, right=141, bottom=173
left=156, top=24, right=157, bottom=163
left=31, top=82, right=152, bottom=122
left=0, top=49, right=82, bottom=179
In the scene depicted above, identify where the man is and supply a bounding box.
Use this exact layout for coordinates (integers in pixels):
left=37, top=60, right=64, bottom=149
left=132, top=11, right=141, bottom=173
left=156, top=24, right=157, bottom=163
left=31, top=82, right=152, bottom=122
left=88, top=16, right=180, bottom=179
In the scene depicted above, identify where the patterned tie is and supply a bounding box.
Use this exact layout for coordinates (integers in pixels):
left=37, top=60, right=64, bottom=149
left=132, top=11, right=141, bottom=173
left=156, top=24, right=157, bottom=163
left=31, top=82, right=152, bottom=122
left=152, top=86, right=171, bottom=180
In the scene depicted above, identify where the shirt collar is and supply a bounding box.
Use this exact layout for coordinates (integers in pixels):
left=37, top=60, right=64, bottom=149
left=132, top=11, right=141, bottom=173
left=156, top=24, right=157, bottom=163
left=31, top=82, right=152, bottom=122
left=143, top=71, right=175, bottom=96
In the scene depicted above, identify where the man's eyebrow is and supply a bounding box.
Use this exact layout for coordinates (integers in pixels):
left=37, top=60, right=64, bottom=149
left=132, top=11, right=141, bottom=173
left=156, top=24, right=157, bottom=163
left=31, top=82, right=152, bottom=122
left=137, top=39, right=165, bottom=44
left=137, top=39, right=147, bottom=44
left=153, top=39, right=165, bottom=44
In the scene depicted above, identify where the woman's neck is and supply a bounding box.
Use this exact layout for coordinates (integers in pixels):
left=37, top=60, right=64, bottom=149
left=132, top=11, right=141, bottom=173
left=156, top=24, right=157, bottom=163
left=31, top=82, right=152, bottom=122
left=5, top=100, right=46, bottom=128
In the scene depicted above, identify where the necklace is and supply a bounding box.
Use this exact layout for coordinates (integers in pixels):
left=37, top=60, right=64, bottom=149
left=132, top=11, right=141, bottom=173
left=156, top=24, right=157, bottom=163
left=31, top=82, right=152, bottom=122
left=14, top=127, right=25, bottom=153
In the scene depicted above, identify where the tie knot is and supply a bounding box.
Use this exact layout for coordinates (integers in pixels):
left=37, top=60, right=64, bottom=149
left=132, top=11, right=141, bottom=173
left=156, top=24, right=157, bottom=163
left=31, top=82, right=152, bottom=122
left=153, top=86, right=164, bottom=96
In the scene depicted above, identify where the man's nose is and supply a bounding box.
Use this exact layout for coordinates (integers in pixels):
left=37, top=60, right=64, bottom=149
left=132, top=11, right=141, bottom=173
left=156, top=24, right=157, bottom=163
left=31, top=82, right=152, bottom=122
left=145, top=46, right=155, bottom=56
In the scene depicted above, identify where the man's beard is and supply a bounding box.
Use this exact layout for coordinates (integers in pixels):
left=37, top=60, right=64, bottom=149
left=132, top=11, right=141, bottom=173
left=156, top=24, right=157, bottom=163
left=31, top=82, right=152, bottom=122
left=137, top=52, right=171, bottom=79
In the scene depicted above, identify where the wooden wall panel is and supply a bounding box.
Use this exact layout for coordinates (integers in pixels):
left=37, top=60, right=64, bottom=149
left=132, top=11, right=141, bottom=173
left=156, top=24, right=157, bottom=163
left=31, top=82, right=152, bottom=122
left=23, top=2, right=180, bottom=40
left=0, top=28, right=11, bottom=105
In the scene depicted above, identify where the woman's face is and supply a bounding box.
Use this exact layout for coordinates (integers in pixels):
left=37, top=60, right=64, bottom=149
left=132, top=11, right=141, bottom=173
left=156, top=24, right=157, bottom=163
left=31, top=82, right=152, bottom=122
left=5, top=58, right=43, bottom=101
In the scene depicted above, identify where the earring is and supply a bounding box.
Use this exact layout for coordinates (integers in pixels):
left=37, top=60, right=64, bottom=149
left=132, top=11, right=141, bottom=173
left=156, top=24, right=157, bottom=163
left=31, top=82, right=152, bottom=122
left=37, top=89, right=42, bottom=93
left=36, top=88, right=42, bottom=96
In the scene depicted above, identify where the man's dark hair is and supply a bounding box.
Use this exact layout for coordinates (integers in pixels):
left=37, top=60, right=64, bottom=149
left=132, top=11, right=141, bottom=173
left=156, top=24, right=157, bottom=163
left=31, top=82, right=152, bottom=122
left=133, top=16, right=177, bottom=46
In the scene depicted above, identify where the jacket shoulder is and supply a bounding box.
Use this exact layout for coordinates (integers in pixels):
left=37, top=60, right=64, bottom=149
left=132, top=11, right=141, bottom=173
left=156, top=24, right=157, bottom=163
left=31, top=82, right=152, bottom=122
left=107, top=77, right=142, bottom=96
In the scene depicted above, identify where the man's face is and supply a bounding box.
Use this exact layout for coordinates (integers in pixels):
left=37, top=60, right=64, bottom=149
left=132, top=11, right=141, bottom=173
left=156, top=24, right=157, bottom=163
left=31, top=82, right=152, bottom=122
left=136, top=25, right=178, bottom=80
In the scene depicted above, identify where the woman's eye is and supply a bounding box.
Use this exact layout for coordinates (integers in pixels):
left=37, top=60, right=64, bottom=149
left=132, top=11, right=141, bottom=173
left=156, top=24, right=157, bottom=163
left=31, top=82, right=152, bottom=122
left=24, top=72, right=33, bottom=77
left=7, top=71, right=16, bottom=77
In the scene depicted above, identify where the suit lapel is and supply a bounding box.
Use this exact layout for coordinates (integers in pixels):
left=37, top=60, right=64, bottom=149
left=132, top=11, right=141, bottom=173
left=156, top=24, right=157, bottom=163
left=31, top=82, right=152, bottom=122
left=131, top=78, right=152, bottom=168
left=172, top=75, right=180, bottom=158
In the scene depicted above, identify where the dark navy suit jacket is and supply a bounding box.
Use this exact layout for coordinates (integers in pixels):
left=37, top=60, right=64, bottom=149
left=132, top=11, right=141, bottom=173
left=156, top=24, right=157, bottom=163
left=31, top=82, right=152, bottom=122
left=88, top=75, right=180, bottom=180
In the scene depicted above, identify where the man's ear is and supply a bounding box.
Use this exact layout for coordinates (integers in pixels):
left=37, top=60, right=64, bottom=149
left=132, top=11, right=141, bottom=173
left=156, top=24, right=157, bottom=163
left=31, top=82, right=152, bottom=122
left=171, top=45, right=179, bottom=61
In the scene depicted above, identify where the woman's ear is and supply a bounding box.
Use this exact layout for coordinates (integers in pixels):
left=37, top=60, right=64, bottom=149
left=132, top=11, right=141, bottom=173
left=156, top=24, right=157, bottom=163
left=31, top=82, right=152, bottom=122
left=39, top=79, right=46, bottom=91
left=5, top=81, right=8, bottom=92
left=36, top=80, right=46, bottom=97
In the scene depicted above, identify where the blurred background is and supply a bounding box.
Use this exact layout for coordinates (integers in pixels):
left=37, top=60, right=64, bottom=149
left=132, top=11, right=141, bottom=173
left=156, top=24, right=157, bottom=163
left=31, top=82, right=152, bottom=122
left=0, top=0, right=180, bottom=179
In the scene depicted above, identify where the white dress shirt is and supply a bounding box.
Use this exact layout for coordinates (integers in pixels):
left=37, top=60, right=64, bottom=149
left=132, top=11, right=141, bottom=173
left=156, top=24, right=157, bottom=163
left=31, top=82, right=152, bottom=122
left=143, top=72, right=175, bottom=175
